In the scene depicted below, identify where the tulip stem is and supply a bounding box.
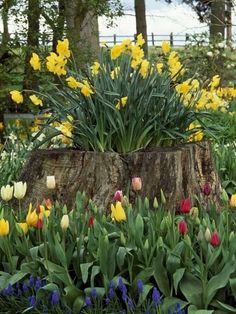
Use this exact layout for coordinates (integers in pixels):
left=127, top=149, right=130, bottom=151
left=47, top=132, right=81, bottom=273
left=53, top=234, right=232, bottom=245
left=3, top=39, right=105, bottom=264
left=18, top=200, right=22, bottom=220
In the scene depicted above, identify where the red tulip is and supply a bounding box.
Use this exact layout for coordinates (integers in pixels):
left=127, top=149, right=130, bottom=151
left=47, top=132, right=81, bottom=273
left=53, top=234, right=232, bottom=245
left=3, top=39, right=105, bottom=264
left=36, top=218, right=43, bottom=229
left=114, top=190, right=123, bottom=202
left=88, top=216, right=94, bottom=226
left=180, top=198, right=191, bottom=214
left=203, top=183, right=211, bottom=196
left=178, top=220, right=188, bottom=235
left=210, top=231, right=221, bottom=247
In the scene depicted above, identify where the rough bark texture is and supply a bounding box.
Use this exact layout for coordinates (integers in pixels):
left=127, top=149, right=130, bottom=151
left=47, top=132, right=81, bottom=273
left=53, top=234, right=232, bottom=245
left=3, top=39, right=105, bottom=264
left=19, top=141, right=221, bottom=211
left=210, top=0, right=225, bottom=39
left=134, top=0, right=148, bottom=56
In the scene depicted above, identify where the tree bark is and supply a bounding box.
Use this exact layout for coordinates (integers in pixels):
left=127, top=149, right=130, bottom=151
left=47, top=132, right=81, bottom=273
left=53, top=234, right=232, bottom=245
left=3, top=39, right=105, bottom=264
left=225, top=0, right=232, bottom=42
left=19, top=142, right=221, bottom=211
left=134, top=0, right=148, bottom=57
left=23, top=0, right=40, bottom=96
left=1, top=0, right=10, bottom=46
left=209, top=0, right=225, bottom=40
left=64, top=0, right=99, bottom=65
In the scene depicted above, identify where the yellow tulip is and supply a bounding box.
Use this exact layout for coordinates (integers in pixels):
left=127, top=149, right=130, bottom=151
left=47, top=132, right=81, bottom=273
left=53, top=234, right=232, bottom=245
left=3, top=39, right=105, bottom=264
left=0, top=219, right=9, bottom=236
left=111, top=202, right=126, bottom=222
left=26, top=204, right=38, bottom=227
left=1, top=185, right=13, bottom=201
left=14, top=181, right=27, bottom=200
left=17, top=222, right=28, bottom=234
left=230, top=194, right=236, bottom=208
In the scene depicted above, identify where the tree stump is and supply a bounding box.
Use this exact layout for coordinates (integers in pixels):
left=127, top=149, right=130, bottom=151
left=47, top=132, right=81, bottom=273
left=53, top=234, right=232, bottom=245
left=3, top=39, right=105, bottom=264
left=19, top=141, right=221, bottom=210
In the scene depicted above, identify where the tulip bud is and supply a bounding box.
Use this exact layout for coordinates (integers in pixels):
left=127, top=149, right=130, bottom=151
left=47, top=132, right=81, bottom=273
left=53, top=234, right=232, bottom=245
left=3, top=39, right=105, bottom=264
left=120, top=232, right=126, bottom=245
left=230, top=194, right=236, bottom=208
left=178, top=220, right=188, bottom=236
left=0, top=219, right=9, bottom=236
left=104, top=235, right=109, bottom=244
left=160, top=218, right=166, bottom=232
left=121, top=195, right=130, bottom=208
left=114, top=190, right=123, bottom=202
left=46, top=176, right=56, bottom=189
left=144, top=239, right=149, bottom=250
left=160, top=189, right=166, bottom=205
left=203, top=182, right=211, bottom=196
left=180, top=198, right=191, bottom=214
left=202, top=218, right=207, bottom=227
left=229, top=231, right=235, bottom=242
left=60, top=214, right=69, bottom=232
left=157, top=236, right=164, bottom=248
left=153, top=197, right=158, bottom=209
left=195, top=217, right=201, bottom=225
left=221, top=189, right=229, bottom=203
left=212, top=220, right=216, bottom=230
left=132, top=177, right=142, bottom=191
left=17, top=222, right=28, bottom=235
left=144, top=197, right=149, bottom=210
left=197, top=229, right=204, bottom=241
left=190, top=207, right=199, bottom=220
left=166, top=212, right=172, bottom=228
left=185, top=234, right=191, bottom=246
left=210, top=231, right=221, bottom=247
left=1, top=185, right=13, bottom=201
left=14, top=181, right=27, bottom=200
left=205, top=228, right=211, bottom=242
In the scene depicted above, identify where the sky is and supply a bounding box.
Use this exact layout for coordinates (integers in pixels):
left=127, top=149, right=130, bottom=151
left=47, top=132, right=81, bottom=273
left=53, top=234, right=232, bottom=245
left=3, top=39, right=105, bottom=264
left=99, top=0, right=236, bottom=43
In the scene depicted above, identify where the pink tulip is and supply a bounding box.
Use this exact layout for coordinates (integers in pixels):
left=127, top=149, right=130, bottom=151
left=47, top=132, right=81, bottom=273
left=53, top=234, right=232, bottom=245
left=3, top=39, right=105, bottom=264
left=132, top=177, right=142, bottom=191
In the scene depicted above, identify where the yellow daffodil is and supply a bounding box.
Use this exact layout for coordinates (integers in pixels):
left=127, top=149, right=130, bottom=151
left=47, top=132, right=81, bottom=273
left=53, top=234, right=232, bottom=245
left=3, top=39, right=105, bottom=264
left=46, top=52, right=67, bottom=76
left=90, top=62, right=100, bottom=75
left=56, top=39, right=70, bottom=58
left=0, top=219, right=9, bottom=236
left=30, top=53, right=41, bottom=70
left=17, top=222, right=28, bottom=234
left=1, top=185, right=13, bottom=201
left=161, top=41, right=170, bottom=55
left=10, top=90, right=23, bottom=104
left=156, top=63, right=163, bottom=74
left=136, top=33, right=145, bottom=47
left=111, top=202, right=126, bottom=222
left=121, top=39, right=132, bottom=52
left=80, top=80, right=94, bottom=97
left=188, top=123, right=204, bottom=142
left=175, top=80, right=191, bottom=95
left=29, top=94, right=43, bottom=106
left=110, top=67, right=120, bottom=80
left=111, top=45, right=122, bottom=60
left=209, top=75, right=220, bottom=89
left=139, top=59, right=150, bottom=78
left=230, top=194, right=236, bottom=208
left=66, top=76, right=80, bottom=89
left=131, top=45, right=144, bottom=61
left=116, top=96, right=128, bottom=110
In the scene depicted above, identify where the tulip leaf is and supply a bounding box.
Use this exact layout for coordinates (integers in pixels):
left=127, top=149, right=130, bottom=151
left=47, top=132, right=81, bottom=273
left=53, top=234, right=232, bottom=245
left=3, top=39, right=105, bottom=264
left=64, top=285, right=83, bottom=306
left=162, top=297, right=188, bottom=313
left=91, top=266, right=100, bottom=287
left=179, top=272, right=202, bottom=308
left=137, top=284, right=153, bottom=307
left=173, top=268, right=185, bottom=294
left=117, top=247, right=127, bottom=270
left=80, top=262, right=93, bottom=284
left=229, top=277, right=236, bottom=300
left=73, top=295, right=84, bottom=313
left=206, top=261, right=236, bottom=306
left=153, top=252, right=170, bottom=296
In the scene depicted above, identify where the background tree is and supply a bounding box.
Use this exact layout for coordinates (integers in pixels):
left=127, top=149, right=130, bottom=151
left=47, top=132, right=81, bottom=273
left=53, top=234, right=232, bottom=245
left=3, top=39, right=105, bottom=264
left=134, top=0, right=148, bottom=56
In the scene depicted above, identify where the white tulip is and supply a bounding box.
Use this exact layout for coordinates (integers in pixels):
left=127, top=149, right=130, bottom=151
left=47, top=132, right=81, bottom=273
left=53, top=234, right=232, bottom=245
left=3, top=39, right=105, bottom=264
left=60, top=214, right=69, bottom=231
left=14, top=182, right=27, bottom=200
left=1, top=185, right=14, bottom=201
left=46, top=176, right=56, bottom=189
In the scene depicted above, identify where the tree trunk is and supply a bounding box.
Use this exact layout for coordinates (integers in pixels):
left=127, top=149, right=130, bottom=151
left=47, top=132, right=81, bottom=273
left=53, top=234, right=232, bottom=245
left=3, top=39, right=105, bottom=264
left=64, top=0, right=99, bottom=65
left=210, top=0, right=225, bottom=40
left=134, top=0, right=148, bottom=57
left=225, top=0, right=232, bottom=42
left=23, top=0, right=40, bottom=95
left=19, top=142, right=221, bottom=211
left=52, top=0, right=66, bottom=52
left=1, top=0, right=10, bottom=46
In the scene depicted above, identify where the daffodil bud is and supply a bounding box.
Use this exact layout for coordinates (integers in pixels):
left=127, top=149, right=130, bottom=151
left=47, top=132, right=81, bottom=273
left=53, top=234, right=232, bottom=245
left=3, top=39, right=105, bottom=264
left=153, top=197, right=158, bottom=209
left=60, top=214, right=69, bottom=232
left=46, top=176, right=56, bottom=189
left=205, top=228, right=211, bottom=242
left=1, top=185, right=13, bottom=201
left=14, top=181, right=27, bottom=200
